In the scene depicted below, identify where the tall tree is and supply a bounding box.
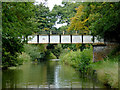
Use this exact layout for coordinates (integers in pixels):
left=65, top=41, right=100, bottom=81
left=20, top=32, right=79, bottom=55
left=52, top=2, right=81, bottom=25
left=67, top=2, right=120, bottom=42
left=88, top=2, right=120, bottom=42
left=2, top=2, right=35, bottom=67
left=34, top=4, right=57, bottom=33
left=67, top=3, right=91, bottom=34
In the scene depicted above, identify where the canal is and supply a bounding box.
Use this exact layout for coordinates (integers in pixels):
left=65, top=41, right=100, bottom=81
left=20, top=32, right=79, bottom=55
left=2, top=60, right=106, bottom=88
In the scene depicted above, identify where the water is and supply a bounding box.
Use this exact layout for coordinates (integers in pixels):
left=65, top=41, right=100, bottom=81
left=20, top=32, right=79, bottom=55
left=2, top=61, right=105, bottom=88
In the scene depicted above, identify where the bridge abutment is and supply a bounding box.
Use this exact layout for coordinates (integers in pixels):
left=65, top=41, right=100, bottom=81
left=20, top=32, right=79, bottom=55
left=93, top=43, right=119, bottom=62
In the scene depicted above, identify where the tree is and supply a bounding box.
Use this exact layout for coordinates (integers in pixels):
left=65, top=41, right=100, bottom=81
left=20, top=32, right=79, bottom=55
left=68, top=2, right=120, bottom=42
left=34, top=4, right=57, bottom=33
left=88, top=2, right=120, bottom=42
left=52, top=2, right=81, bottom=25
left=2, top=2, right=35, bottom=67
left=67, top=3, right=91, bottom=33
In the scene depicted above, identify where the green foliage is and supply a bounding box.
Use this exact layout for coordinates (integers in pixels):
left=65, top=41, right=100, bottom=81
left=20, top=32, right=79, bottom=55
left=62, top=44, right=77, bottom=51
left=68, top=2, right=120, bottom=42
left=108, top=45, right=120, bottom=58
left=17, top=52, right=31, bottom=65
left=34, top=4, right=57, bottom=32
left=91, top=57, right=118, bottom=88
left=46, top=44, right=63, bottom=59
left=2, top=2, right=35, bottom=67
left=2, top=37, right=24, bottom=67
left=60, top=46, right=93, bottom=72
left=89, top=2, right=120, bottom=42
left=52, top=2, right=81, bottom=25
left=78, top=47, right=93, bottom=71
left=61, top=44, right=91, bottom=51
left=2, top=2, right=35, bottom=37
left=44, top=51, right=57, bottom=60
left=58, top=25, right=69, bottom=33
left=50, top=44, right=63, bottom=59
left=24, top=44, right=46, bottom=61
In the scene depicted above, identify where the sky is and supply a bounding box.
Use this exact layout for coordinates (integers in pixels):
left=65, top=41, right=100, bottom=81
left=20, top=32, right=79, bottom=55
left=34, top=0, right=67, bottom=28
left=34, top=0, right=63, bottom=11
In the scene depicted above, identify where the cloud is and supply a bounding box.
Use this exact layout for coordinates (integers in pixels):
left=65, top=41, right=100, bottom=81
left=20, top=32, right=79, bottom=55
left=35, top=0, right=63, bottom=11
left=47, top=0, right=63, bottom=10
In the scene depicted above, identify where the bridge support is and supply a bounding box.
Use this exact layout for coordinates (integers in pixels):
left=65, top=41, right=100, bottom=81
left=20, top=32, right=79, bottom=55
left=93, top=43, right=119, bottom=62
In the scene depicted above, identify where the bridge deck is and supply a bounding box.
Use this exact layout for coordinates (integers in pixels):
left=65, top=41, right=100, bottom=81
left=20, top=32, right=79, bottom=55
left=27, top=35, right=104, bottom=44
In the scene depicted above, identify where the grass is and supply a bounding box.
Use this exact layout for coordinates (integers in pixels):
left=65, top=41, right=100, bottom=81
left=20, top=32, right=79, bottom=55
left=90, top=56, right=119, bottom=88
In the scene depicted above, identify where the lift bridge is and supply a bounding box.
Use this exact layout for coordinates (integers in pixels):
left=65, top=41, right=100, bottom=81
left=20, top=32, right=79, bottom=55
left=27, top=30, right=104, bottom=44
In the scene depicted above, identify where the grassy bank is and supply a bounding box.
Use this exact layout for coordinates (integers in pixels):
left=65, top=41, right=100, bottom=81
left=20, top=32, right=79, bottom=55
left=60, top=46, right=119, bottom=88
left=90, top=56, right=119, bottom=88
left=90, top=45, right=120, bottom=88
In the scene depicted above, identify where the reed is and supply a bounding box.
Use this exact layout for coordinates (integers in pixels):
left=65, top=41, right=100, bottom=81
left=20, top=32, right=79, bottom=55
left=91, top=56, right=119, bottom=88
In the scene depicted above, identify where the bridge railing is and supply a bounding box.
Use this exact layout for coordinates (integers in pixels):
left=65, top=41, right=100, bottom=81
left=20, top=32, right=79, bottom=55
left=27, top=34, right=105, bottom=44
left=37, top=30, right=90, bottom=35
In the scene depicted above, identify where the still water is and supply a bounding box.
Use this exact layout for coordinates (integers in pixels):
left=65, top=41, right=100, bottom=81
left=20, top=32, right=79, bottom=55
left=2, top=61, right=105, bottom=88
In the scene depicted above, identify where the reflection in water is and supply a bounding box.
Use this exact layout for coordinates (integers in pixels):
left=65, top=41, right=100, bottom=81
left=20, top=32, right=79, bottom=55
left=54, top=65, right=60, bottom=88
left=2, top=61, right=105, bottom=88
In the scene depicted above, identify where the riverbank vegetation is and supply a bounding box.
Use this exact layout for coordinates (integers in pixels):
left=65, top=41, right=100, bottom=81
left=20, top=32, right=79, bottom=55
left=91, top=57, right=118, bottom=88
left=58, top=2, right=119, bottom=88
left=17, top=52, right=31, bottom=65
left=2, top=2, right=59, bottom=67
left=2, top=1, right=120, bottom=65
left=90, top=46, right=120, bottom=88
left=23, top=44, right=47, bottom=61
left=18, top=44, right=58, bottom=63
left=2, top=2, right=35, bottom=68
left=60, top=45, right=119, bottom=88
left=2, top=1, right=119, bottom=88
left=60, top=46, right=93, bottom=72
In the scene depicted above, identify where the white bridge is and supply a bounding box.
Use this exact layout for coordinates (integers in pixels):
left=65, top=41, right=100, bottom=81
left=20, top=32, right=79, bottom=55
left=27, top=34, right=107, bottom=62
left=28, top=35, right=104, bottom=44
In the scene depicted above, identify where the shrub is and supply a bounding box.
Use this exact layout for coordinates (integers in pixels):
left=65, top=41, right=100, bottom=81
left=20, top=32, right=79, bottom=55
left=2, top=37, right=24, bottom=67
left=24, top=44, right=45, bottom=61
left=60, top=46, right=93, bottom=72
left=108, top=45, right=120, bottom=61
left=46, top=52, right=57, bottom=60
left=51, top=44, right=63, bottom=59
left=17, top=52, right=31, bottom=65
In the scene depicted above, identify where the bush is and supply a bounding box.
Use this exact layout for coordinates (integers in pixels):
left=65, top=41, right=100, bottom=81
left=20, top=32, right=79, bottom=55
left=2, top=37, right=24, bottom=67
left=17, top=52, right=31, bottom=65
left=60, top=46, right=93, bottom=72
left=24, top=44, right=45, bottom=61
left=46, top=52, right=57, bottom=60
left=50, top=44, right=63, bottom=59
left=108, top=45, right=120, bottom=60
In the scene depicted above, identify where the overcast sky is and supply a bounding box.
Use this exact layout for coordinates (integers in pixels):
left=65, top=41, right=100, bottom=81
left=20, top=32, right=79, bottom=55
left=34, top=0, right=63, bottom=11
left=34, top=0, right=67, bottom=28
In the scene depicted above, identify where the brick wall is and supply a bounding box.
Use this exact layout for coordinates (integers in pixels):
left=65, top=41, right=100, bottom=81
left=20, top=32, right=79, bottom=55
left=93, top=43, right=119, bottom=62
